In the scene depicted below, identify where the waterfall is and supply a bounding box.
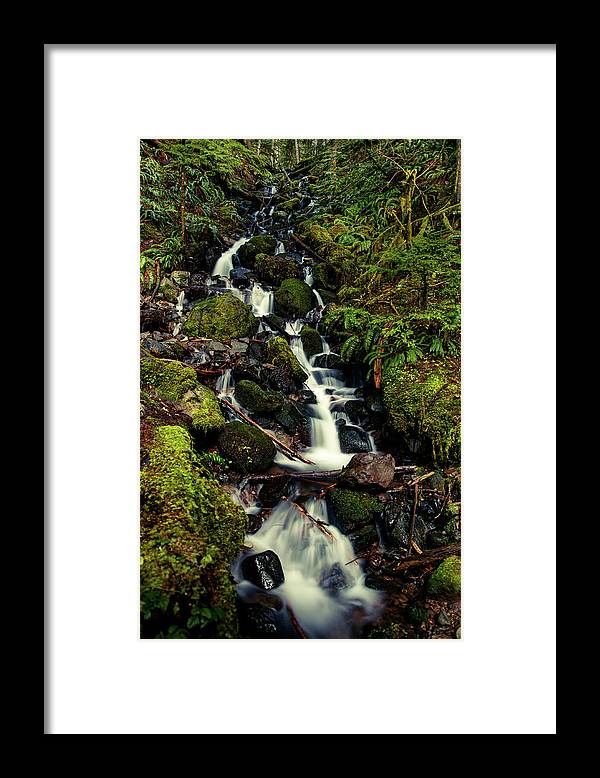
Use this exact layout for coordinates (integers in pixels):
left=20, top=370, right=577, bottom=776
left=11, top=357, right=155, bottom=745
left=172, top=290, right=185, bottom=336
left=249, top=283, right=274, bottom=317
left=275, top=241, right=285, bottom=255
left=233, top=495, right=382, bottom=638
left=303, top=264, right=314, bottom=287
left=312, top=289, right=324, bottom=307
left=212, top=236, right=251, bottom=279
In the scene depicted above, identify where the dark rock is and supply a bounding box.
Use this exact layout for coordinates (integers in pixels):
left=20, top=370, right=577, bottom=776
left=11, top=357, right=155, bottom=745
left=243, top=591, right=284, bottom=611
left=217, top=422, right=276, bottom=474
left=239, top=603, right=279, bottom=637
left=241, top=550, right=285, bottom=590
left=339, top=425, right=372, bottom=454
left=339, top=452, right=396, bottom=490
left=437, top=609, right=451, bottom=626
left=258, top=476, right=294, bottom=507
left=319, top=563, right=348, bottom=591
left=312, top=352, right=343, bottom=370
left=141, top=337, right=187, bottom=360
left=381, top=499, right=429, bottom=551
left=297, top=388, right=317, bottom=404
left=273, top=279, right=314, bottom=318
left=344, top=399, right=369, bottom=426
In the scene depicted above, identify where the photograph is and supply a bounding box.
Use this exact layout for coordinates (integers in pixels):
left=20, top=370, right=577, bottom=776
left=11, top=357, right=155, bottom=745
left=139, top=138, right=461, bottom=639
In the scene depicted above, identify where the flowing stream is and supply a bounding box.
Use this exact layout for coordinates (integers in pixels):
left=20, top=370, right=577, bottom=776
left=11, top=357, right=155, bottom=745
left=209, top=192, right=383, bottom=638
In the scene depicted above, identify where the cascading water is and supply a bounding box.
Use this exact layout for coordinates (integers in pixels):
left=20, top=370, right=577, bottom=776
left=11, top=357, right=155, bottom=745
left=206, top=189, right=382, bottom=637
left=172, top=290, right=186, bottom=336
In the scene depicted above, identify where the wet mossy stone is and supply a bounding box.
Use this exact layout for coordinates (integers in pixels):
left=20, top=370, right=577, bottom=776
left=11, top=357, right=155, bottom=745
left=141, top=337, right=187, bottom=361
left=427, top=555, right=461, bottom=596
left=236, top=235, right=277, bottom=268
left=158, top=275, right=179, bottom=302
left=140, top=425, right=248, bottom=638
left=241, top=550, right=285, bottom=590
left=235, top=379, right=283, bottom=416
left=313, top=263, right=339, bottom=291
left=326, top=487, right=380, bottom=533
left=273, top=278, right=314, bottom=318
left=254, top=254, right=301, bottom=286
left=140, top=357, right=225, bottom=434
left=382, top=360, right=460, bottom=466
left=265, top=337, right=308, bottom=383
left=217, top=421, right=276, bottom=474
left=182, top=294, right=258, bottom=340
left=300, top=325, right=322, bottom=359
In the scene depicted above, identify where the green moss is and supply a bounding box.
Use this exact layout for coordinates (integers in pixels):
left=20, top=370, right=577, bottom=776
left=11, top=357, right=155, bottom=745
left=217, top=422, right=276, bottom=474
left=140, top=425, right=247, bottom=638
left=254, top=254, right=301, bottom=285
left=382, top=361, right=460, bottom=465
left=236, top=235, right=277, bottom=268
left=427, top=556, right=461, bottom=596
left=141, top=357, right=225, bottom=434
left=313, top=263, right=339, bottom=292
left=273, top=278, right=314, bottom=318
left=326, top=487, right=380, bottom=533
left=265, top=337, right=308, bottom=383
left=182, top=294, right=258, bottom=340
left=235, top=380, right=283, bottom=415
left=159, top=276, right=179, bottom=302
left=300, top=325, right=322, bottom=359
left=280, top=197, right=300, bottom=210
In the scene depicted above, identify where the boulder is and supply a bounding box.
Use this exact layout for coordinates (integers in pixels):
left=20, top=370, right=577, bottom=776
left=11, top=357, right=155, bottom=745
left=339, top=452, right=396, bottom=490
left=299, top=325, right=323, bottom=359
left=338, top=425, right=372, bottom=454
left=182, top=294, right=258, bottom=340
left=254, top=254, right=302, bottom=286
left=236, top=235, right=278, bottom=268
left=265, top=337, right=308, bottom=384
left=273, top=278, right=314, bottom=318
left=319, top=563, right=349, bottom=591
left=140, top=357, right=225, bottom=434
left=217, top=422, right=276, bottom=474
left=141, top=337, right=187, bottom=361
left=238, top=603, right=280, bottom=638
left=326, top=487, right=380, bottom=534
left=235, top=379, right=284, bottom=415
left=427, top=556, right=461, bottom=597
left=171, top=270, right=190, bottom=286
left=241, top=550, right=285, bottom=590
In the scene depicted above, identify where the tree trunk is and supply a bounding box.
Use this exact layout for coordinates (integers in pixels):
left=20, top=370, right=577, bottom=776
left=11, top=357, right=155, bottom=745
left=180, top=168, right=187, bottom=249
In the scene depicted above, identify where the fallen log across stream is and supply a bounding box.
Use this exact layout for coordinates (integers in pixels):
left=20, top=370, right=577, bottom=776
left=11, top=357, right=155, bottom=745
left=242, top=465, right=418, bottom=482
left=384, top=543, right=461, bottom=575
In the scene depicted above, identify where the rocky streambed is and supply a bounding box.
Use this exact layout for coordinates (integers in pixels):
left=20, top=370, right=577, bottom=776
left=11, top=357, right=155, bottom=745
left=140, top=178, right=461, bottom=639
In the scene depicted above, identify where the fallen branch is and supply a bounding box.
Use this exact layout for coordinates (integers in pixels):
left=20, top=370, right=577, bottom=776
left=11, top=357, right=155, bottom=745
left=385, top=543, right=460, bottom=576
left=220, top=398, right=315, bottom=465
left=287, top=605, right=308, bottom=638
left=282, top=496, right=335, bottom=541
left=289, top=233, right=327, bottom=263
left=243, top=464, right=417, bottom=482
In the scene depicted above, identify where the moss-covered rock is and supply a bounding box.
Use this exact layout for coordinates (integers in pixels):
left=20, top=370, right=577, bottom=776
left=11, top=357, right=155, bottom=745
left=313, top=263, right=339, bottom=292
left=279, top=197, right=300, bottom=210
left=427, top=555, right=461, bottom=596
left=300, top=325, right=322, bottom=359
left=236, top=235, right=277, bottom=268
left=140, top=357, right=225, bottom=434
left=265, top=337, right=308, bottom=383
left=235, top=379, right=283, bottom=415
left=273, top=278, right=314, bottom=318
left=217, top=422, right=276, bottom=474
left=254, top=254, right=301, bottom=286
left=326, top=487, right=380, bottom=533
left=382, top=360, right=460, bottom=465
left=140, top=425, right=247, bottom=638
left=182, top=294, right=258, bottom=340
left=159, top=276, right=179, bottom=302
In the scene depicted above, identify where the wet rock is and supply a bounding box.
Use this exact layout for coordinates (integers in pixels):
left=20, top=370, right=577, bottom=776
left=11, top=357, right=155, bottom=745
left=319, top=563, right=348, bottom=591
left=339, top=425, right=372, bottom=454
left=241, top=550, right=285, bottom=590
left=254, top=254, right=302, bottom=285
left=229, top=339, right=250, bottom=354
left=344, top=399, right=369, bottom=426
left=236, top=235, right=278, bottom=268
left=263, top=314, right=288, bottom=337
left=217, top=422, right=276, bottom=474
left=437, top=609, right=451, bottom=626
left=297, top=388, right=317, bottom=404
left=299, top=326, right=323, bottom=359
left=239, top=603, right=279, bottom=637
left=312, top=352, right=343, bottom=370
left=235, top=379, right=283, bottom=415
left=273, top=278, right=314, bottom=318
left=182, top=295, right=258, bottom=340
left=258, top=475, right=294, bottom=507
left=243, top=591, right=284, bottom=611
left=186, top=285, right=209, bottom=302
left=159, top=276, right=179, bottom=302
left=141, top=337, right=187, bottom=360
left=339, top=452, right=396, bottom=490
left=381, top=499, right=429, bottom=551
left=265, top=337, right=308, bottom=384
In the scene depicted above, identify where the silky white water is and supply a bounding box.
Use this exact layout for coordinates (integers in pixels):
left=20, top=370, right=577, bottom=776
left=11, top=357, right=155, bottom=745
left=211, top=236, right=251, bottom=278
